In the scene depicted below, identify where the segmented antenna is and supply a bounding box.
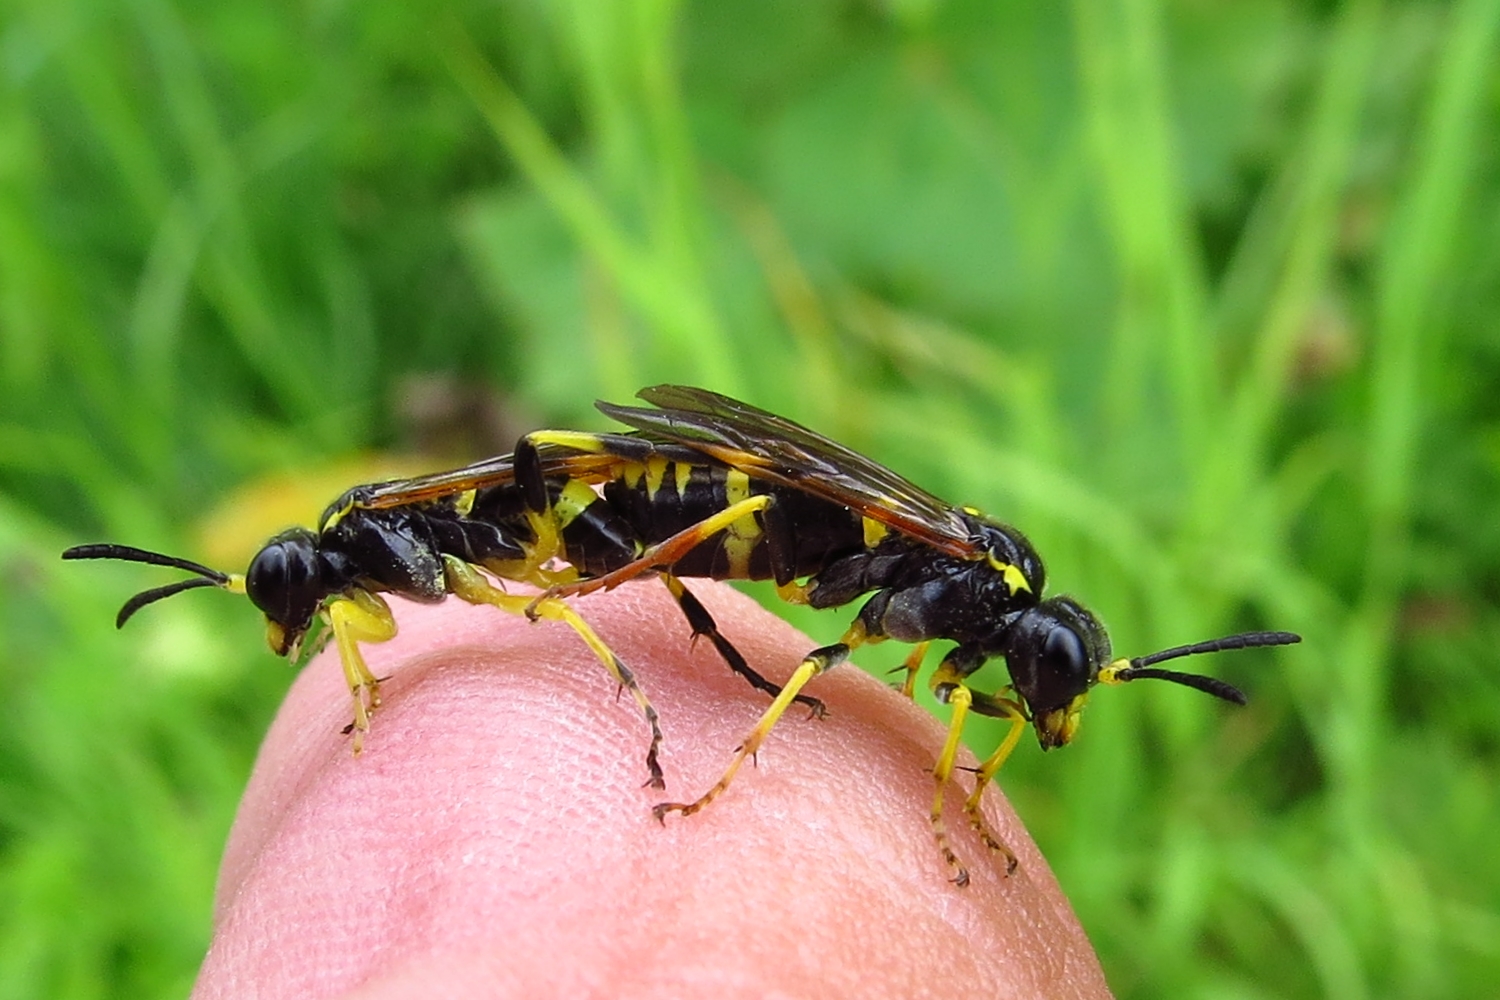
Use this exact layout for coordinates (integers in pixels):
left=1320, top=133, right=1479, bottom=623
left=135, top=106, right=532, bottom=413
left=1109, top=630, right=1301, bottom=704
left=62, top=544, right=233, bottom=628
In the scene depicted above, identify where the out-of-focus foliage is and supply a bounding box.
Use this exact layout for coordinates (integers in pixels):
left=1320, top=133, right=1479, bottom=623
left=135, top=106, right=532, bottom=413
left=2, top=0, right=1497, bottom=996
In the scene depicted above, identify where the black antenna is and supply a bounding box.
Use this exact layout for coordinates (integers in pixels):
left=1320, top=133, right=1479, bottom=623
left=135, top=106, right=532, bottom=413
left=63, top=544, right=234, bottom=628
left=1110, top=631, right=1300, bottom=704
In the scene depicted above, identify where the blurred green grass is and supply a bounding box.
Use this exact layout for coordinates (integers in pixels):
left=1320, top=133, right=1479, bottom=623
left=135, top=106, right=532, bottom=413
left=3, top=0, right=1499, bottom=996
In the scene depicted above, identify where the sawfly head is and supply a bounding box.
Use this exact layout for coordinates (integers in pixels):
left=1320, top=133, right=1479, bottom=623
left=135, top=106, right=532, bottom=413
left=999, top=598, right=1300, bottom=750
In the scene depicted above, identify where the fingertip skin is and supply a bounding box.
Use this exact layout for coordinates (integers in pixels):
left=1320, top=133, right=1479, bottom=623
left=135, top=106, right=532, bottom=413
left=196, top=581, right=1112, bottom=1000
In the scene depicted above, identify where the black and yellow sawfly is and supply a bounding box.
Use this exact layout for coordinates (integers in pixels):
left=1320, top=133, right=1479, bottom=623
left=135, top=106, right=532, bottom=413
left=66, top=385, right=1299, bottom=884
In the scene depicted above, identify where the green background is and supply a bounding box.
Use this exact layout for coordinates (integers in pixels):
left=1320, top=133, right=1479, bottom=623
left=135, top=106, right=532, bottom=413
left=4, top=0, right=1498, bottom=996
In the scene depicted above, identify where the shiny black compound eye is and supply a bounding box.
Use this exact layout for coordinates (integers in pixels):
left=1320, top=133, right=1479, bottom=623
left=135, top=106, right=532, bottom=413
left=1040, top=624, right=1089, bottom=690
left=1018, top=622, right=1093, bottom=713
left=245, top=528, right=325, bottom=631
left=999, top=597, right=1108, bottom=713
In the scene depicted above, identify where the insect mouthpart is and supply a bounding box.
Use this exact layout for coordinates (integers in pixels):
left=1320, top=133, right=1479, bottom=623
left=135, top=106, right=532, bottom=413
left=1033, top=694, right=1088, bottom=749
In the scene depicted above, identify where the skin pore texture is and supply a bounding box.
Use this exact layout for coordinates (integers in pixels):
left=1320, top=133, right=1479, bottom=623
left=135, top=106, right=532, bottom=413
left=194, top=579, right=1112, bottom=1000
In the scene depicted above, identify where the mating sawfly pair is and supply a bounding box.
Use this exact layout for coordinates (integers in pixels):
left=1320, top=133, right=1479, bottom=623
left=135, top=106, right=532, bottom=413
left=66, top=385, right=1297, bottom=884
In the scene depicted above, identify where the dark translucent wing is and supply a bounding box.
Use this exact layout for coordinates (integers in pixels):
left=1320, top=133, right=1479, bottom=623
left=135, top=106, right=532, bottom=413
left=355, top=455, right=518, bottom=508
left=355, top=447, right=622, bottom=509
left=599, top=385, right=975, bottom=556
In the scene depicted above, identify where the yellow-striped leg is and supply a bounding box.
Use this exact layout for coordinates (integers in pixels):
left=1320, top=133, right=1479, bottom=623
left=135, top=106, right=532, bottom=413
left=653, top=631, right=861, bottom=821
left=891, top=641, right=931, bottom=699
left=929, top=682, right=976, bottom=886
left=444, top=556, right=667, bottom=789
left=961, top=689, right=1026, bottom=875
left=325, top=588, right=398, bottom=753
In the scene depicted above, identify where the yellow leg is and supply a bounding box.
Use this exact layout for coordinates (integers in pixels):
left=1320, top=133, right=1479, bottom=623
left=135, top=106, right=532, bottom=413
left=653, top=631, right=860, bottom=821
left=929, top=683, right=975, bottom=886
left=541, top=494, right=772, bottom=603
left=961, top=695, right=1027, bottom=875
left=326, top=588, right=398, bottom=753
left=485, top=555, right=580, bottom=594
left=444, top=556, right=667, bottom=789
left=892, top=641, right=930, bottom=699
left=775, top=580, right=811, bottom=605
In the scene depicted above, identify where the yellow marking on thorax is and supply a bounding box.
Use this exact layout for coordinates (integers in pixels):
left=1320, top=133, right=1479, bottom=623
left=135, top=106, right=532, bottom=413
left=320, top=498, right=356, bottom=531
left=986, top=553, right=1032, bottom=595
left=452, top=489, right=477, bottom=517
left=644, top=455, right=670, bottom=499
left=722, top=468, right=762, bottom=577
left=552, top=478, right=599, bottom=529
left=862, top=516, right=889, bottom=549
